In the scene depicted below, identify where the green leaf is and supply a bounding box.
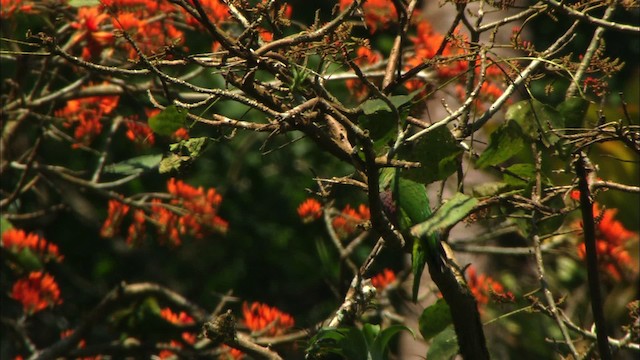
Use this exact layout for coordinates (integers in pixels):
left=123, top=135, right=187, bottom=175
left=427, top=326, right=459, bottom=360
left=371, top=325, right=413, bottom=360
left=419, top=299, right=453, bottom=341
left=68, top=0, right=100, bottom=7
left=1, top=217, right=13, bottom=235
left=148, top=105, right=186, bottom=136
left=503, top=163, right=535, bottom=187
left=158, top=153, right=190, bottom=174
left=183, top=137, right=209, bottom=157
left=557, top=97, right=589, bottom=128
left=306, top=327, right=368, bottom=360
left=358, top=111, right=398, bottom=149
left=361, top=94, right=415, bottom=115
left=103, top=154, right=162, bottom=175
left=14, top=247, right=44, bottom=271
left=505, top=99, right=564, bottom=147
left=476, top=121, right=526, bottom=168
left=471, top=182, right=510, bottom=197
left=399, top=126, right=462, bottom=184
left=410, top=193, right=478, bottom=239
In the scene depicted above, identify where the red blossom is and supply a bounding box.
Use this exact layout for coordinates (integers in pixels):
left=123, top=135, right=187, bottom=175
left=242, top=302, right=294, bottom=336
left=56, top=88, right=119, bottom=147
left=346, top=46, right=382, bottom=99
left=297, top=198, right=323, bottom=223
left=340, top=0, right=397, bottom=33
left=1, top=0, right=34, bottom=18
left=332, top=204, right=370, bottom=238
left=574, top=203, right=638, bottom=280
left=2, top=229, right=63, bottom=262
left=160, top=307, right=197, bottom=345
left=100, top=200, right=130, bottom=238
left=126, top=210, right=147, bottom=246
left=11, top=272, right=62, bottom=314
left=183, top=0, right=230, bottom=27
left=219, top=345, right=244, bottom=359
left=371, top=268, right=396, bottom=291
left=466, top=266, right=513, bottom=307
left=124, top=118, right=155, bottom=146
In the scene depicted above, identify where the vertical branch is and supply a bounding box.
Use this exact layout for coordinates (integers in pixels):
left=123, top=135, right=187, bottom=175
left=574, top=154, right=613, bottom=360
left=530, top=143, right=580, bottom=358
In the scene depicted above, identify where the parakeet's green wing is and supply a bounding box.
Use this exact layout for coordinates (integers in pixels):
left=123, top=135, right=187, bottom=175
left=379, top=169, right=439, bottom=302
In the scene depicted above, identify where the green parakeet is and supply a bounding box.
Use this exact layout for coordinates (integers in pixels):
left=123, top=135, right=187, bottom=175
left=378, top=168, right=441, bottom=302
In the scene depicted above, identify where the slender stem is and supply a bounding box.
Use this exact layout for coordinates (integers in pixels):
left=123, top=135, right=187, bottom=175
left=531, top=144, right=580, bottom=358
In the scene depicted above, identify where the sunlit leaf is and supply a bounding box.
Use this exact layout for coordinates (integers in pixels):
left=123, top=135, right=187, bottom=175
left=159, top=153, right=190, bottom=174
left=410, top=193, right=478, bottom=239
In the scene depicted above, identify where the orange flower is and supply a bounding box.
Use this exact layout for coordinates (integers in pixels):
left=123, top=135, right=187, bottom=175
left=160, top=307, right=196, bottom=345
left=151, top=179, right=228, bottom=246
left=56, top=88, right=119, bottom=147
left=173, top=127, right=190, bottom=140
left=126, top=210, right=147, bottom=246
left=219, top=345, right=244, bottom=359
left=332, top=204, right=370, bottom=238
left=69, top=6, right=116, bottom=59
left=371, top=268, right=396, bottom=291
left=11, top=272, right=62, bottom=314
left=405, top=21, right=469, bottom=92
left=339, top=0, right=397, bottom=33
left=124, top=118, right=155, bottom=146
left=346, top=46, right=382, bottom=99
left=183, top=0, right=230, bottom=27
left=466, top=266, right=513, bottom=306
left=100, top=200, right=130, bottom=238
left=242, top=302, right=294, bottom=336
left=297, top=198, right=322, bottom=223
left=575, top=203, right=638, bottom=280
left=0, top=0, right=34, bottom=18
left=2, top=229, right=63, bottom=262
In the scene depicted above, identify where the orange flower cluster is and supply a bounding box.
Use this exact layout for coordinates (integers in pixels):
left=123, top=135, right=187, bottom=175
left=297, top=198, right=323, bottom=223
left=100, top=200, right=131, bottom=239
left=219, top=345, right=244, bottom=360
left=339, top=0, right=397, bottom=33
left=407, top=22, right=468, bottom=82
left=2, top=229, right=63, bottom=262
left=11, top=271, right=62, bottom=314
left=242, top=302, right=294, bottom=337
left=124, top=118, right=155, bottom=146
left=370, top=268, right=396, bottom=291
left=573, top=200, right=638, bottom=281
left=183, top=0, right=230, bottom=28
left=56, top=86, right=119, bottom=147
left=160, top=307, right=197, bottom=345
left=346, top=46, right=382, bottom=99
left=466, top=266, right=514, bottom=306
left=332, top=204, right=370, bottom=239
left=70, top=6, right=116, bottom=59
left=100, top=179, right=228, bottom=246
left=0, top=0, right=34, bottom=18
